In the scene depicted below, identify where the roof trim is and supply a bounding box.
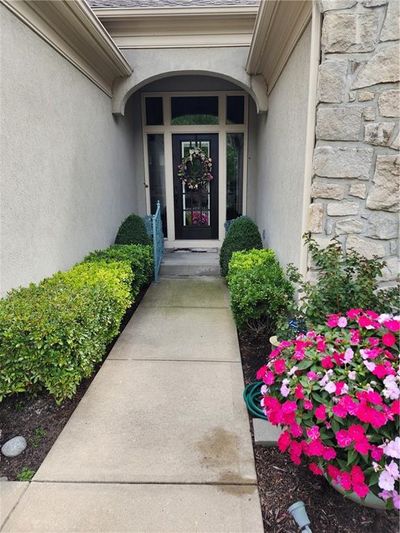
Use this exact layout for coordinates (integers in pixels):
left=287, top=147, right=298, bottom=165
left=246, top=0, right=312, bottom=93
left=94, top=5, right=259, bottom=49
left=2, top=0, right=132, bottom=96
left=91, top=5, right=259, bottom=17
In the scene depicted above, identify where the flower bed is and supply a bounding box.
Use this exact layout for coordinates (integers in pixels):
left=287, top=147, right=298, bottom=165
left=257, top=310, right=399, bottom=510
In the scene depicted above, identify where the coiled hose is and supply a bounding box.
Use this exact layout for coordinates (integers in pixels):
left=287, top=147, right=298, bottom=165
left=243, top=381, right=266, bottom=419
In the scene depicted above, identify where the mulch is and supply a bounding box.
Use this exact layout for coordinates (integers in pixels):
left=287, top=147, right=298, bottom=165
left=238, top=330, right=399, bottom=533
left=0, top=284, right=149, bottom=481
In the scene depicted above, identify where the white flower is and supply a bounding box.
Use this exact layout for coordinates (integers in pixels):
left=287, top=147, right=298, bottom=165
left=364, top=360, right=376, bottom=372
left=324, top=381, right=336, bottom=394
left=343, top=348, right=354, bottom=363
left=378, top=313, right=392, bottom=323
left=383, top=437, right=400, bottom=459
left=288, top=366, right=298, bottom=376
left=348, top=371, right=356, bottom=380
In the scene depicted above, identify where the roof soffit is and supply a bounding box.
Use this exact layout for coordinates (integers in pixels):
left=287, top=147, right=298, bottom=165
left=246, top=0, right=312, bottom=93
left=93, top=5, right=259, bottom=48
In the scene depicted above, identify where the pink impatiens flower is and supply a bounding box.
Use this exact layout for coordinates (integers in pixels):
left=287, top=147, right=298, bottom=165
left=336, top=430, right=352, bottom=447
left=277, top=431, right=291, bottom=453
left=307, top=425, right=320, bottom=441
left=309, top=463, right=324, bottom=476
left=315, top=405, right=327, bottom=421
left=382, top=332, right=396, bottom=347
left=273, top=358, right=286, bottom=374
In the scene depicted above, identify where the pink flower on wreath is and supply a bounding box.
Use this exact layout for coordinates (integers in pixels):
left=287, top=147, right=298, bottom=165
left=307, top=371, right=319, bottom=380
left=256, top=365, right=267, bottom=380
left=294, top=384, right=305, bottom=400
left=337, top=316, right=348, bottom=328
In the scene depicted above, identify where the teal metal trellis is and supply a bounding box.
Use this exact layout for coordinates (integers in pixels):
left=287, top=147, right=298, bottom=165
left=144, top=201, right=164, bottom=282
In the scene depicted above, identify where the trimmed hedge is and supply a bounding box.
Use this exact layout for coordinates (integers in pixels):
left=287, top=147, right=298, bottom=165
left=227, top=249, right=294, bottom=335
left=0, top=261, right=132, bottom=404
left=115, top=213, right=151, bottom=246
left=84, top=244, right=153, bottom=298
left=219, top=216, right=262, bottom=277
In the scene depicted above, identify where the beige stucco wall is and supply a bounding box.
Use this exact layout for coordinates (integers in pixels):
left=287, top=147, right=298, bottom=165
left=253, top=22, right=312, bottom=267
left=0, top=5, right=138, bottom=295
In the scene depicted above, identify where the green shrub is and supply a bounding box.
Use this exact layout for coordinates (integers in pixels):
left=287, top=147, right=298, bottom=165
left=84, top=244, right=153, bottom=298
left=286, top=235, right=400, bottom=329
left=0, top=262, right=132, bottom=404
left=227, top=249, right=294, bottom=335
left=220, top=216, right=262, bottom=277
left=115, top=213, right=151, bottom=246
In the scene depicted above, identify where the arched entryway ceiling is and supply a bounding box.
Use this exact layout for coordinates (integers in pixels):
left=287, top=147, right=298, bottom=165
left=112, top=47, right=268, bottom=116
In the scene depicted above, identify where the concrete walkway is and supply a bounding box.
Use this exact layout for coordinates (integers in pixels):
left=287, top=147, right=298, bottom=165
left=1, top=278, right=263, bottom=532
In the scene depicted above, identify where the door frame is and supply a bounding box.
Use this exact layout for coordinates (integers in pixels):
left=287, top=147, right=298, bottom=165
left=142, top=90, right=248, bottom=248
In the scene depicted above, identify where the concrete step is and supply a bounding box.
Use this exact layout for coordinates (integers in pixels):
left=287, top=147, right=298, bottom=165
left=160, top=250, right=220, bottom=277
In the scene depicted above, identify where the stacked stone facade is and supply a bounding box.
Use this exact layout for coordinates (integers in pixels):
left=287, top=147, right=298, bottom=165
left=310, top=0, right=399, bottom=284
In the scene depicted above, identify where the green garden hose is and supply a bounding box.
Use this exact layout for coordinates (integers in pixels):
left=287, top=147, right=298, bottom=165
left=243, top=381, right=266, bottom=419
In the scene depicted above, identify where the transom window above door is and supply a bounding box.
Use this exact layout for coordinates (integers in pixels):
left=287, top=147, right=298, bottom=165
left=144, top=93, right=246, bottom=127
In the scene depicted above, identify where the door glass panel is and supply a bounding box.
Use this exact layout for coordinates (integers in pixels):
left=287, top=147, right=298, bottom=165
left=226, top=133, right=244, bottom=221
left=226, top=95, right=244, bottom=124
left=147, top=134, right=167, bottom=235
left=146, top=97, right=163, bottom=125
left=181, top=140, right=211, bottom=227
left=171, top=97, right=218, bottom=125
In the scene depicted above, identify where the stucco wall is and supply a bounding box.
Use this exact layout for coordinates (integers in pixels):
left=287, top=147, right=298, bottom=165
left=0, top=5, right=138, bottom=294
left=253, top=22, right=312, bottom=267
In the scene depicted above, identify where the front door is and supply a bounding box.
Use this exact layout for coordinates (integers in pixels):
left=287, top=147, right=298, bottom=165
left=173, top=134, right=218, bottom=240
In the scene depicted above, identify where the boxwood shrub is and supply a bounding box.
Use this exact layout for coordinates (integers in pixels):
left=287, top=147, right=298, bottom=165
left=0, top=261, right=132, bottom=404
left=219, top=216, right=262, bottom=277
left=227, top=249, right=294, bottom=335
left=84, top=244, right=153, bottom=298
left=115, top=213, right=151, bottom=246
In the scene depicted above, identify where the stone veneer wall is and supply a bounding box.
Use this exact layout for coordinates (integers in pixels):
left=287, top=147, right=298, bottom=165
left=309, top=0, right=399, bottom=285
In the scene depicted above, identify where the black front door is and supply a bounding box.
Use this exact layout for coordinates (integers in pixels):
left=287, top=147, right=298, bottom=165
left=173, top=134, right=218, bottom=240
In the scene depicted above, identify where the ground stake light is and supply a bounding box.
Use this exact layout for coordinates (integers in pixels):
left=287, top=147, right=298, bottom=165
left=288, top=501, right=312, bottom=533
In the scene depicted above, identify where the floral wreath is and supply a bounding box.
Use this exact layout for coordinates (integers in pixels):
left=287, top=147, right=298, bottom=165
left=177, top=147, right=213, bottom=190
